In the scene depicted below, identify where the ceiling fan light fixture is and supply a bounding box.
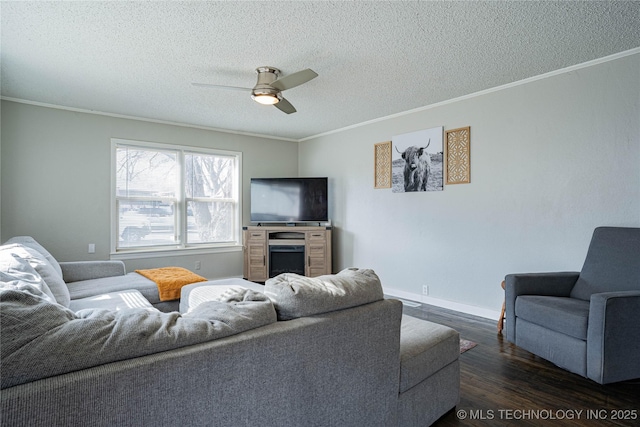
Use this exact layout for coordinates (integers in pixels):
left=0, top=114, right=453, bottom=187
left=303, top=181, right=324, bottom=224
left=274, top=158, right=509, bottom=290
left=252, top=93, right=279, bottom=105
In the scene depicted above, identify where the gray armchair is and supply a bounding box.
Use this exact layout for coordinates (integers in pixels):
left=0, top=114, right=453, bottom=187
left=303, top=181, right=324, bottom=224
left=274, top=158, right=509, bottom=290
left=505, top=226, right=640, bottom=384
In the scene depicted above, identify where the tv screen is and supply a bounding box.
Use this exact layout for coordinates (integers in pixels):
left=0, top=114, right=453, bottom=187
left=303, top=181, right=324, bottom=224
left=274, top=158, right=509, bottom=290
left=250, top=177, right=328, bottom=223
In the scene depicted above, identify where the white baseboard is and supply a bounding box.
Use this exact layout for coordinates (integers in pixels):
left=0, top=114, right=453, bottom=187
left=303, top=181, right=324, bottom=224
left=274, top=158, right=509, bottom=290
left=383, top=287, right=501, bottom=321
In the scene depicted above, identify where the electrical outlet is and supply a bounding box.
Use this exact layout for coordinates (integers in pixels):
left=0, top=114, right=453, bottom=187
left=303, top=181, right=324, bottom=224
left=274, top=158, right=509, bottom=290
left=422, top=285, right=429, bottom=296
left=195, top=261, right=201, bottom=270
left=88, top=243, right=95, bottom=254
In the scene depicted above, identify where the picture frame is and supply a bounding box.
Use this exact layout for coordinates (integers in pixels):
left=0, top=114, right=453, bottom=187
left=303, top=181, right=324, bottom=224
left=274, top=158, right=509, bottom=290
left=392, top=127, right=444, bottom=193
left=374, top=141, right=392, bottom=189
left=445, top=126, right=471, bottom=184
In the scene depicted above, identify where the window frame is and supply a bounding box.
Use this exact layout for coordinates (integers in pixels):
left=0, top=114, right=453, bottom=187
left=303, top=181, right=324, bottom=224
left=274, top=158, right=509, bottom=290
left=110, top=138, right=242, bottom=258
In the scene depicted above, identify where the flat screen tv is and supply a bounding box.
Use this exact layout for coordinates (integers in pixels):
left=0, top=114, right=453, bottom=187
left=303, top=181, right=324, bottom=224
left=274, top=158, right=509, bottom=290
left=250, top=177, right=328, bottom=223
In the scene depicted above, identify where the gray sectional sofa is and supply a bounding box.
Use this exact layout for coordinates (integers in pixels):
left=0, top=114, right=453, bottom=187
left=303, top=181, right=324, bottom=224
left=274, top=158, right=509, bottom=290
left=1, top=236, right=460, bottom=426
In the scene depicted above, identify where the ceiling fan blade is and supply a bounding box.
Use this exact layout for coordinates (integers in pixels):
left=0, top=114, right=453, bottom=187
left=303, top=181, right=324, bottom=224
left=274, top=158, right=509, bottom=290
left=270, top=69, right=318, bottom=91
left=192, top=83, right=251, bottom=92
left=274, top=97, right=296, bottom=114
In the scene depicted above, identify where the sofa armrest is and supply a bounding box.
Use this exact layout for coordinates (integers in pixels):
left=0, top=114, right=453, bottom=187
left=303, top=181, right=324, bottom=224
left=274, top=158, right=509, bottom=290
left=504, top=272, right=579, bottom=342
left=59, top=261, right=126, bottom=283
left=587, top=291, right=640, bottom=384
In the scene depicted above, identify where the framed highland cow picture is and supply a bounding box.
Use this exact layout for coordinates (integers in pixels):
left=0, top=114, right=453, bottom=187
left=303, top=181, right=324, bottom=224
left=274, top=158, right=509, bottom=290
left=392, top=127, right=443, bottom=193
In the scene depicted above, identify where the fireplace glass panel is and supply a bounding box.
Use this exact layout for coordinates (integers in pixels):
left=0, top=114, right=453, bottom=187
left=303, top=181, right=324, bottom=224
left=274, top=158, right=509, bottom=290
left=269, top=245, right=305, bottom=277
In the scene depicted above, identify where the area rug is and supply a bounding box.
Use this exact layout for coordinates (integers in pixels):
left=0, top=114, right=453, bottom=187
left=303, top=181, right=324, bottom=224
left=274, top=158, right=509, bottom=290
left=460, top=339, right=477, bottom=354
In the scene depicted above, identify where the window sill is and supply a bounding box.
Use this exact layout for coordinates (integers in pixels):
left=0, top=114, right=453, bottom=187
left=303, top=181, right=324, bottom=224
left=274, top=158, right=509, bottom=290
left=110, top=244, right=242, bottom=260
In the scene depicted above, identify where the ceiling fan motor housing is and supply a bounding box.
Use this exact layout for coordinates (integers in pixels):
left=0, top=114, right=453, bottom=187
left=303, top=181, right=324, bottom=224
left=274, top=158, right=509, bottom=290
left=252, top=66, right=281, bottom=97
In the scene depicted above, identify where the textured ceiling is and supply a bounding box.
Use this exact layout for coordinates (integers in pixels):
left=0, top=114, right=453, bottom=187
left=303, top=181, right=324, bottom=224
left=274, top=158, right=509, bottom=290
left=1, top=1, right=639, bottom=141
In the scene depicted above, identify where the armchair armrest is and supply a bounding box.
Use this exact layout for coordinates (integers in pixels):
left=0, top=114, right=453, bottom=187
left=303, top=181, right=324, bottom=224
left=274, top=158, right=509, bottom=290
left=587, top=291, right=640, bottom=384
left=504, top=272, right=579, bottom=342
left=59, top=261, right=126, bottom=283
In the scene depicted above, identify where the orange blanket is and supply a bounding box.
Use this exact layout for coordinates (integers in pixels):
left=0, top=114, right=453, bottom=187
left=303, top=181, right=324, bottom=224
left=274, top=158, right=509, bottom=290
left=135, top=267, right=207, bottom=302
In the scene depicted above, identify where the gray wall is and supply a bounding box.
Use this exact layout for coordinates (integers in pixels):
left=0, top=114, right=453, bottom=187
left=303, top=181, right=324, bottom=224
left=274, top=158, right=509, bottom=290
left=0, top=102, right=298, bottom=278
left=2, top=53, right=639, bottom=316
left=298, top=53, right=640, bottom=317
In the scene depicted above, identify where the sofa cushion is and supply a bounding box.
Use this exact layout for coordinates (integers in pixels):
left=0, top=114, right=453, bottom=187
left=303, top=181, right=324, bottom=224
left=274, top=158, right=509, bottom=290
left=69, top=289, right=157, bottom=312
left=515, top=295, right=590, bottom=340
left=0, top=243, right=70, bottom=307
left=66, top=272, right=161, bottom=305
left=0, top=287, right=276, bottom=389
left=570, top=227, right=640, bottom=300
left=60, top=260, right=126, bottom=283
left=4, top=236, right=63, bottom=278
left=264, top=268, right=384, bottom=320
left=399, top=315, right=459, bottom=393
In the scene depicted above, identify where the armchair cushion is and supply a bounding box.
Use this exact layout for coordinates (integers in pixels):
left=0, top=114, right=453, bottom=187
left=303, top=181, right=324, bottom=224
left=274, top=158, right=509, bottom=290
left=504, top=272, right=578, bottom=342
left=570, top=227, right=640, bottom=301
left=515, top=296, right=590, bottom=340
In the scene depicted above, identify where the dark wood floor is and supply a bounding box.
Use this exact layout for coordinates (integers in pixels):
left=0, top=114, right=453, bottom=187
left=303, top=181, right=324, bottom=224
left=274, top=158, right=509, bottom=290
left=401, top=301, right=640, bottom=427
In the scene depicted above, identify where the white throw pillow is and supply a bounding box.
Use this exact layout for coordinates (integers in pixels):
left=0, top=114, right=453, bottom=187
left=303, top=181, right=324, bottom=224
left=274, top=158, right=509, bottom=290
left=4, top=236, right=63, bottom=278
left=0, top=245, right=57, bottom=304
left=0, top=243, right=70, bottom=307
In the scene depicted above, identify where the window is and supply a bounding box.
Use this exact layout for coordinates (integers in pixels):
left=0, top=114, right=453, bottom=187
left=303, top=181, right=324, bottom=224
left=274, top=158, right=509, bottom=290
left=112, top=139, right=241, bottom=253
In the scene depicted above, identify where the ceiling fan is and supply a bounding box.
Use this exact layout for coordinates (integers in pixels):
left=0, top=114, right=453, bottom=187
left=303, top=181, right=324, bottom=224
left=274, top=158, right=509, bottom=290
left=193, top=66, right=318, bottom=114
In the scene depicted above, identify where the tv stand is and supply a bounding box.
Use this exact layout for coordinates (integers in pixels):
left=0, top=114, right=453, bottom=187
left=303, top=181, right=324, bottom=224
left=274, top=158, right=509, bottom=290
left=242, top=225, right=332, bottom=282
